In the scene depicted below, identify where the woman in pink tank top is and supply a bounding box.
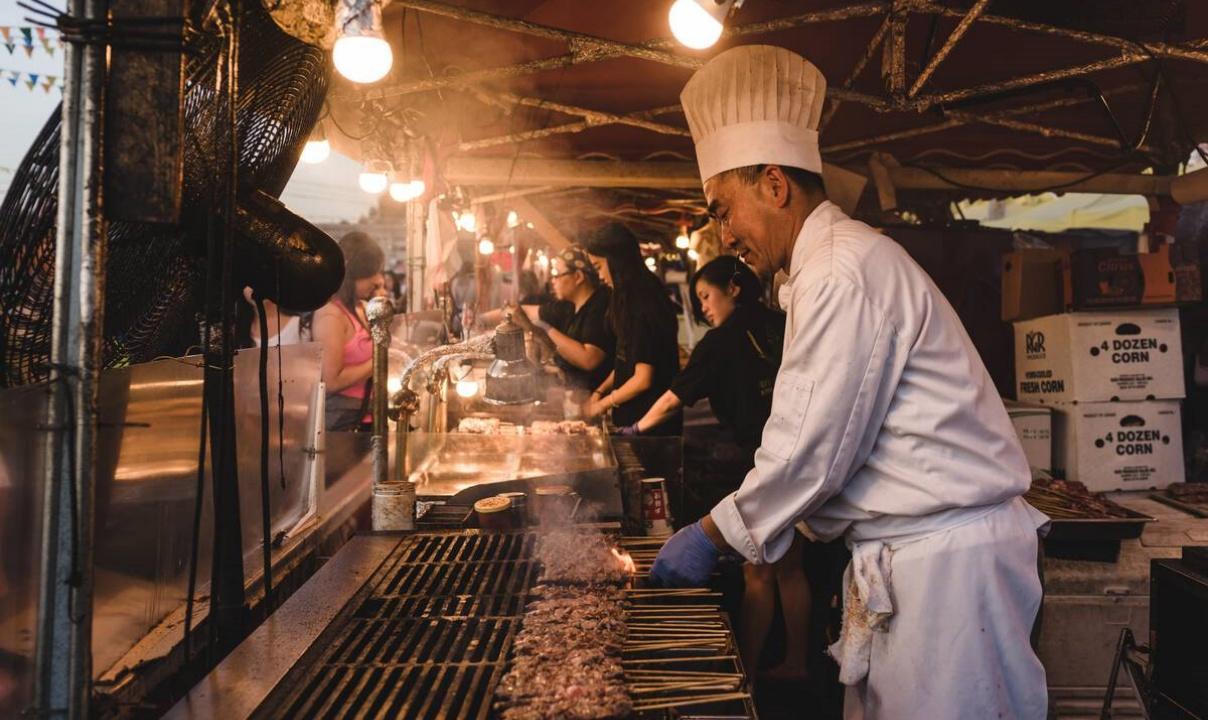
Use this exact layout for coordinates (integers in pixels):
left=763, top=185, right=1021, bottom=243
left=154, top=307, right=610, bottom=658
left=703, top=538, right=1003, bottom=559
left=313, top=232, right=386, bottom=431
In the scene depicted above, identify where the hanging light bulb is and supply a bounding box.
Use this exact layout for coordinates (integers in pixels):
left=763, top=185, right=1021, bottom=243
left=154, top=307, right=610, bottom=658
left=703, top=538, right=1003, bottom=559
left=506, top=210, right=520, bottom=228
left=675, top=230, right=691, bottom=249
left=457, top=210, right=478, bottom=233
left=333, top=0, right=393, bottom=84
left=301, top=123, right=330, bottom=164
left=389, top=174, right=427, bottom=202
left=358, top=159, right=390, bottom=194
left=668, top=0, right=737, bottom=50
left=455, top=379, right=480, bottom=398
left=478, top=237, right=495, bottom=256
left=645, top=256, right=658, bottom=271
left=537, top=253, right=550, bottom=269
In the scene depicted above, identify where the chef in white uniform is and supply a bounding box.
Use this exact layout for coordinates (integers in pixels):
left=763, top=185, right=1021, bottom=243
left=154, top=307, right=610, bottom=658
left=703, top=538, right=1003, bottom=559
left=649, top=45, right=1050, bottom=719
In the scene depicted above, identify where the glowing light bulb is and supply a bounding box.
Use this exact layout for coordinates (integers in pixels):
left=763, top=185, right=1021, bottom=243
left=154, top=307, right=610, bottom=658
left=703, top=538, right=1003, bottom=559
left=537, top=254, right=550, bottom=268
left=687, top=248, right=700, bottom=261
left=333, top=0, right=393, bottom=84
left=358, top=170, right=388, bottom=194
left=387, top=376, right=402, bottom=394
left=645, top=256, right=658, bottom=271
left=456, top=211, right=478, bottom=233
left=506, top=210, right=520, bottom=228
left=389, top=178, right=426, bottom=202
left=668, top=0, right=731, bottom=50
left=301, top=138, right=330, bottom=164
left=455, top=379, right=479, bottom=398
left=333, top=36, right=393, bottom=84
left=478, top=237, right=495, bottom=255
left=675, top=232, right=690, bottom=249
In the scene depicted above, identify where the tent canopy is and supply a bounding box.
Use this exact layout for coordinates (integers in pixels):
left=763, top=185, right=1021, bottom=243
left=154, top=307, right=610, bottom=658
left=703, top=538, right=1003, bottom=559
left=322, top=0, right=1208, bottom=241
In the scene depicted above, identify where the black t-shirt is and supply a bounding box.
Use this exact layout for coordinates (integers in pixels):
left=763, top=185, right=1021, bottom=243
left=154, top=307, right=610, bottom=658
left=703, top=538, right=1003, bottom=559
left=612, top=298, right=682, bottom=435
left=671, top=303, right=785, bottom=451
left=538, top=288, right=616, bottom=391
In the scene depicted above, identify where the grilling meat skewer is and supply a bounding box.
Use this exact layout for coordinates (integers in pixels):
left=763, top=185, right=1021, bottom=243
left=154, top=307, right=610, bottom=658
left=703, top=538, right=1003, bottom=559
left=496, top=531, right=634, bottom=720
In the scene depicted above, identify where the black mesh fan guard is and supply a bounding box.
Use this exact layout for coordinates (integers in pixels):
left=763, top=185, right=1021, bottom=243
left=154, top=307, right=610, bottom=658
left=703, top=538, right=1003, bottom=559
left=0, top=1, right=332, bottom=387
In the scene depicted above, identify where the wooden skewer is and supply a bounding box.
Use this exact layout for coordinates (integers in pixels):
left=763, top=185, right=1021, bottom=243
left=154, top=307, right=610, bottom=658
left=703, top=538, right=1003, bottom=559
left=623, top=654, right=738, bottom=666
left=632, top=691, right=751, bottom=712
left=627, top=671, right=743, bottom=680
left=624, top=642, right=728, bottom=653
left=630, top=681, right=741, bottom=694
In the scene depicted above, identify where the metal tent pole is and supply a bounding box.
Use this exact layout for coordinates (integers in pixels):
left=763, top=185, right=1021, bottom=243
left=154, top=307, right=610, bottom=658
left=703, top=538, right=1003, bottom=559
left=35, top=0, right=107, bottom=715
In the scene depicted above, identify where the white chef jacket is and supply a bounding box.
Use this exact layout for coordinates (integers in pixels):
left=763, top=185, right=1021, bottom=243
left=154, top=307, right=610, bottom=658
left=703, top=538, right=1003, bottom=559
left=710, top=201, right=1048, bottom=720
left=711, top=200, right=1032, bottom=562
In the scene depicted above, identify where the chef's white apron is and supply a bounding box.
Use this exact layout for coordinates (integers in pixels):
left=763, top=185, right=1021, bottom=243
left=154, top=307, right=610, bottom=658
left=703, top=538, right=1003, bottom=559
left=841, top=497, right=1048, bottom=720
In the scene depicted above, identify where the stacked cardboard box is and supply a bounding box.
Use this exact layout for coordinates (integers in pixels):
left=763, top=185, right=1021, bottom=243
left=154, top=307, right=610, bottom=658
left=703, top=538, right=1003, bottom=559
left=1001, top=243, right=1202, bottom=322
left=1013, top=308, right=1184, bottom=492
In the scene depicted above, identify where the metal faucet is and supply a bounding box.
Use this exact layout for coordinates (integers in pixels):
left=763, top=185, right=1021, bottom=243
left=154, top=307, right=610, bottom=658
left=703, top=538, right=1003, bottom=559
left=387, top=314, right=539, bottom=480
left=389, top=332, right=496, bottom=480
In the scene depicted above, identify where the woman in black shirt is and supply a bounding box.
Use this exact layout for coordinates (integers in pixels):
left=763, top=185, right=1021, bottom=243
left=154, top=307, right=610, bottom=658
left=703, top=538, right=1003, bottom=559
left=620, top=256, right=811, bottom=682
left=510, top=245, right=615, bottom=391
left=579, top=223, right=682, bottom=435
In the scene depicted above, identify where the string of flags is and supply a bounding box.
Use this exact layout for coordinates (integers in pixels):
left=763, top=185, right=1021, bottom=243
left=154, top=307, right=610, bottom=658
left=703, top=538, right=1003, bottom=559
left=0, top=68, right=63, bottom=93
left=0, top=26, right=63, bottom=58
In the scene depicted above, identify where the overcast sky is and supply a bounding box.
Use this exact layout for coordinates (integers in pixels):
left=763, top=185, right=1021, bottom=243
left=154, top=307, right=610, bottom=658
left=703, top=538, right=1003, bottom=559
left=0, top=3, right=372, bottom=223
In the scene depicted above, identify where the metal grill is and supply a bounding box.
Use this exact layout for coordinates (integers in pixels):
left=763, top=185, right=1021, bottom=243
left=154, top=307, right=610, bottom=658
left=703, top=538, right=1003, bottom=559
left=273, top=532, right=537, bottom=720
left=271, top=531, right=756, bottom=720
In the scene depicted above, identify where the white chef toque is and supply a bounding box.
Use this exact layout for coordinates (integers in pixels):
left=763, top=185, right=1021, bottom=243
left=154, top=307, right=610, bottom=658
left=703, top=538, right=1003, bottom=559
left=680, top=45, right=827, bottom=183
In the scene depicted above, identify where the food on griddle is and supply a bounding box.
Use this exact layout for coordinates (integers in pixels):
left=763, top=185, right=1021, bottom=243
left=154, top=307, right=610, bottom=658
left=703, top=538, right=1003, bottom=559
left=530, top=420, right=591, bottom=435
left=458, top=416, right=501, bottom=434
left=495, top=530, right=633, bottom=720
left=1025, top=477, right=1134, bottom=519
left=1166, top=482, right=1208, bottom=504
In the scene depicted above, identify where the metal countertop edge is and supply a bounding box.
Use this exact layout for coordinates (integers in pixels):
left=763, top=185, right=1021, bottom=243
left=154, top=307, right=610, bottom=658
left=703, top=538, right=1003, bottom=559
left=164, top=533, right=406, bottom=720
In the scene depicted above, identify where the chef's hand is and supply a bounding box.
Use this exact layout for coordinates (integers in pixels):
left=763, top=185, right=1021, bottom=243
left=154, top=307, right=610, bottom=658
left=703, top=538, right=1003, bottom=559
left=649, top=521, right=722, bottom=587
left=617, top=422, right=641, bottom=437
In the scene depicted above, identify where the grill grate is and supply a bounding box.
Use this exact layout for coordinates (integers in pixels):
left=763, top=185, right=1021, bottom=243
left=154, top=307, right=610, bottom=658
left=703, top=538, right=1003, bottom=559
left=271, top=531, right=756, bottom=719
left=273, top=531, right=537, bottom=720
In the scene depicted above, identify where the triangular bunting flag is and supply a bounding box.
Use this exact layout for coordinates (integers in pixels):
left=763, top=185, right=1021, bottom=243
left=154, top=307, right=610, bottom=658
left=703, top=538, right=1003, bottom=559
left=24, top=75, right=36, bottom=90
left=35, top=27, right=46, bottom=40
left=42, top=75, right=54, bottom=93
left=20, top=28, right=32, bottom=45
left=6, top=71, right=17, bottom=87
left=0, top=27, right=10, bottom=43
left=41, top=38, right=53, bottom=56
left=4, top=43, right=14, bottom=55
left=23, top=45, right=33, bottom=58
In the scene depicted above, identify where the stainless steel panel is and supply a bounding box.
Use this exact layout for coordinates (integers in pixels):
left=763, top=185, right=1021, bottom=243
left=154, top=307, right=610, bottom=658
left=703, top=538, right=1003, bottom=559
left=0, top=344, right=326, bottom=682
left=0, top=385, right=50, bottom=715
left=91, top=356, right=213, bottom=676
left=232, top=343, right=322, bottom=543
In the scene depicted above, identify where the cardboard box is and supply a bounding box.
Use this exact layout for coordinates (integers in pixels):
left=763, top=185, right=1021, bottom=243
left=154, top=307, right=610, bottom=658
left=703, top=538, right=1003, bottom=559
left=1001, top=249, right=1065, bottom=322
left=1137, top=242, right=1203, bottom=305
left=1064, top=248, right=1144, bottom=310
left=1014, top=309, right=1184, bottom=404
left=1052, top=400, right=1184, bottom=492
left=1004, top=400, right=1052, bottom=471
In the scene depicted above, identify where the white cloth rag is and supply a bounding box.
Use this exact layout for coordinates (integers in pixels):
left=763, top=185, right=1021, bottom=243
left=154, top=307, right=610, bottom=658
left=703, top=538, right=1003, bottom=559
left=828, top=540, right=894, bottom=685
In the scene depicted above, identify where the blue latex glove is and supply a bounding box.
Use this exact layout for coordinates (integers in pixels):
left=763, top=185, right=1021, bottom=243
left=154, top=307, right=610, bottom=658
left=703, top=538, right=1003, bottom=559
left=617, top=422, right=641, bottom=437
left=649, top=521, right=721, bottom=587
